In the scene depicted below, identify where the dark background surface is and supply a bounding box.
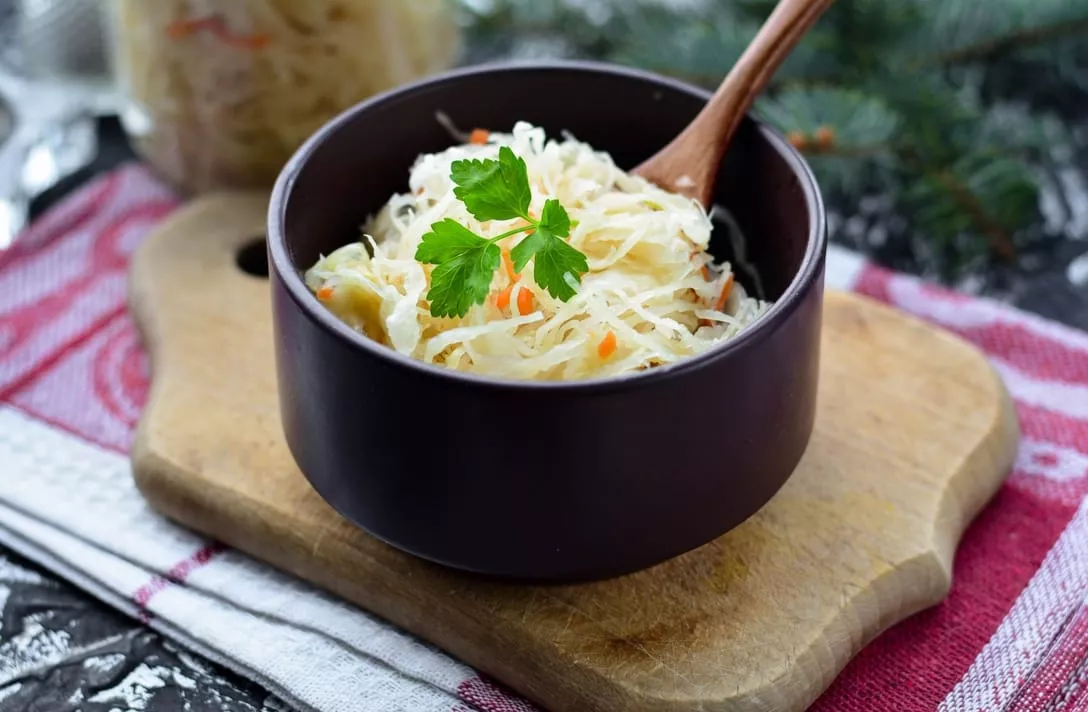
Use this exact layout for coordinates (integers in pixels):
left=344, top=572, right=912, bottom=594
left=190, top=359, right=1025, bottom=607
left=1, top=97, right=1087, bottom=712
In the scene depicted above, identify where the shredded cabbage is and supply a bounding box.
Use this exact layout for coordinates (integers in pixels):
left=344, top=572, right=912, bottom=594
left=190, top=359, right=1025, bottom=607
left=305, top=122, right=770, bottom=381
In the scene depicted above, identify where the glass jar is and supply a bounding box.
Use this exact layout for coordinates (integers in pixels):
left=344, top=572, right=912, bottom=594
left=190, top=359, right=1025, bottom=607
left=107, top=0, right=460, bottom=194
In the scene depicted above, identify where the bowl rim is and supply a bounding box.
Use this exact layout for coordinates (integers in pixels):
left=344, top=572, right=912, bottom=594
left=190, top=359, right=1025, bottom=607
left=267, top=59, right=827, bottom=394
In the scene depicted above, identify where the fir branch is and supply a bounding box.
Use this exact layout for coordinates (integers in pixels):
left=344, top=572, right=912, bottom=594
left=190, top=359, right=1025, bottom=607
left=929, top=169, right=1018, bottom=261
left=755, top=87, right=899, bottom=146
left=913, top=0, right=1088, bottom=69
left=813, top=144, right=897, bottom=158
left=930, top=16, right=1088, bottom=65
left=902, top=152, right=1039, bottom=262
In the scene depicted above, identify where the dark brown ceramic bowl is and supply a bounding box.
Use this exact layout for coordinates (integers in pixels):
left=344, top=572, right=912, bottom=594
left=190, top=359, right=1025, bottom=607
left=267, top=60, right=826, bottom=582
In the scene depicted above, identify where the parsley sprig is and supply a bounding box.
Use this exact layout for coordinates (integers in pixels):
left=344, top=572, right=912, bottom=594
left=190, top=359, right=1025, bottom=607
left=414, top=146, right=589, bottom=318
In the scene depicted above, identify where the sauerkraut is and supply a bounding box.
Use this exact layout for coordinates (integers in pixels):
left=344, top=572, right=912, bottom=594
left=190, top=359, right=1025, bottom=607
left=108, top=0, right=459, bottom=194
left=305, top=122, right=770, bottom=381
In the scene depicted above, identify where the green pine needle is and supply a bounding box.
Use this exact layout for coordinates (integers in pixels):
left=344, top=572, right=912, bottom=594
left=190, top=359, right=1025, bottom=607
left=919, top=0, right=1088, bottom=65
left=903, top=152, right=1039, bottom=261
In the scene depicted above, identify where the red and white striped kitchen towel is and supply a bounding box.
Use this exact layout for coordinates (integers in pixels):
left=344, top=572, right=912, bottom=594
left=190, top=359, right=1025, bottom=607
left=2, top=162, right=1088, bottom=711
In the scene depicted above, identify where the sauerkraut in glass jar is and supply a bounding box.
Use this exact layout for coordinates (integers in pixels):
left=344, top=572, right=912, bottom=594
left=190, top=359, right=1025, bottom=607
left=108, top=0, right=460, bottom=194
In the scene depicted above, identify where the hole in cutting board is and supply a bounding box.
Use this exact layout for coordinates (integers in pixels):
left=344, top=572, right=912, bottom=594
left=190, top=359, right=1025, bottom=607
left=236, top=238, right=269, bottom=278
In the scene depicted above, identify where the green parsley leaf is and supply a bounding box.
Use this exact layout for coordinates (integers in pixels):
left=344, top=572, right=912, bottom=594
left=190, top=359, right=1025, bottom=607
left=529, top=231, right=590, bottom=302
left=415, top=219, right=489, bottom=263
left=450, top=146, right=532, bottom=222
left=537, top=198, right=571, bottom=237
left=415, top=219, right=501, bottom=318
left=509, top=230, right=544, bottom=274
left=510, top=200, right=588, bottom=301
left=510, top=199, right=571, bottom=272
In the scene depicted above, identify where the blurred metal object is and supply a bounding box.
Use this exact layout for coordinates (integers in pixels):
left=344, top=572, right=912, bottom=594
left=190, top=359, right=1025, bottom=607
left=0, top=85, right=98, bottom=249
left=0, top=0, right=114, bottom=111
left=0, top=0, right=116, bottom=250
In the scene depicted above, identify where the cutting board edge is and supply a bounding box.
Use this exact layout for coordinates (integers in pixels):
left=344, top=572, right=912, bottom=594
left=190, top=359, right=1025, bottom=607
left=935, top=359, right=1020, bottom=571
left=755, top=363, right=1019, bottom=711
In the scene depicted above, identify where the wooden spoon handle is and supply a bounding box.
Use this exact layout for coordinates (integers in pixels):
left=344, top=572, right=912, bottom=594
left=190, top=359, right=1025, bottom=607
left=633, top=0, right=834, bottom=203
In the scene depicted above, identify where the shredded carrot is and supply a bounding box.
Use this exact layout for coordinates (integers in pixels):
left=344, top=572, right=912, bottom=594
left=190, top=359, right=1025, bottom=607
left=316, top=286, right=335, bottom=301
left=516, top=287, right=534, bottom=316
left=496, top=283, right=514, bottom=311
left=714, top=274, right=735, bottom=311
left=598, top=331, right=617, bottom=359
left=502, top=248, right=520, bottom=282
left=217, top=29, right=271, bottom=50
left=165, top=16, right=218, bottom=39
left=689, top=252, right=711, bottom=280
left=165, top=14, right=270, bottom=49
left=469, top=129, right=490, bottom=145
left=697, top=274, right=736, bottom=327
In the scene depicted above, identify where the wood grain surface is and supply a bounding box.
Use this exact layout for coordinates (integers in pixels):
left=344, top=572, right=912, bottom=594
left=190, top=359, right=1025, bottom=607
left=129, top=193, right=1019, bottom=712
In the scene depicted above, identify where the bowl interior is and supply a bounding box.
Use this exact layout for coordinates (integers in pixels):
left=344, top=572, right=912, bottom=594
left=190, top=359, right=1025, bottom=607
left=277, top=63, right=818, bottom=313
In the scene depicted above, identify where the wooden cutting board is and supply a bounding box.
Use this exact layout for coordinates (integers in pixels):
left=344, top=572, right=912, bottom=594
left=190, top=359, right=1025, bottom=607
left=129, top=193, right=1019, bottom=712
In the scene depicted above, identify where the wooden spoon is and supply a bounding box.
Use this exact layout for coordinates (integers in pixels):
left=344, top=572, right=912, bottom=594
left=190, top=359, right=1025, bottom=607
left=633, top=0, right=835, bottom=207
